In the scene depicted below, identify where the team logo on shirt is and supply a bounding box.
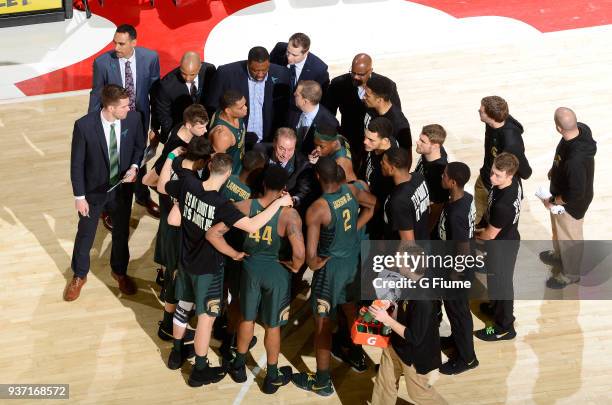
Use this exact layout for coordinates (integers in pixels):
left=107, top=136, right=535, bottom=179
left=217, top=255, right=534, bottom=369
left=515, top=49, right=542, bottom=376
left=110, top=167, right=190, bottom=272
left=491, top=145, right=498, bottom=157
left=316, top=298, right=331, bottom=316
left=207, top=299, right=221, bottom=316
left=279, top=306, right=290, bottom=322
left=553, top=154, right=561, bottom=168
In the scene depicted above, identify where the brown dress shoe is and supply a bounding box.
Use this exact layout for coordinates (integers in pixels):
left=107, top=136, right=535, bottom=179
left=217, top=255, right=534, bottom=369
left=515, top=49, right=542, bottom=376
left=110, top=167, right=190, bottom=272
left=101, top=211, right=113, bottom=231
left=64, top=275, right=87, bottom=301
left=136, top=198, right=160, bottom=219
left=111, top=272, right=137, bottom=295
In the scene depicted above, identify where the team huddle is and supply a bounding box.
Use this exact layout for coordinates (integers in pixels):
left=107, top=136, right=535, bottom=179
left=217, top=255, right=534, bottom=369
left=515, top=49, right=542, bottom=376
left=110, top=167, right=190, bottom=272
left=66, top=24, right=597, bottom=404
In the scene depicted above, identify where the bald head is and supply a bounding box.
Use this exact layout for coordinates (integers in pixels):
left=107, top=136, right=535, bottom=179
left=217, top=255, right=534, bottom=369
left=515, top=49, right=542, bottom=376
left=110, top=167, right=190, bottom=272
left=554, top=107, right=578, bottom=132
left=350, top=53, right=373, bottom=86
left=180, top=51, right=201, bottom=83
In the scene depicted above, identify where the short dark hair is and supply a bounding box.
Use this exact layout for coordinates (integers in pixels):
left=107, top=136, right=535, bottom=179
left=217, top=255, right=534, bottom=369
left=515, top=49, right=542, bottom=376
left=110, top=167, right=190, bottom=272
left=101, top=84, right=129, bottom=107
left=209, top=153, right=233, bottom=175
left=316, top=156, right=342, bottom=184
left=445, top=162, right=471, bottom=188
left=367, top=117, right=393, bottom=140
left=183, top=104, right=209, bottom=125
left=242, top=150, right=266, bottom=172
left=115, top=24, right=137, bottom=40
left=383, top=147, right=411, bottom=171
left=263, top=165, right=289, bottom=191
left=365, top=75, right=393, bottom=102
left=289, top=33, right=311, bottom=52
left=219, top=89, right=244, bottom=110
left=481, top=96, right=509, bottom=123
left=247, top=46, right=270, bottom=63
left=493, top=152, right=519, bottom=176
left=185, top=136, right=213, bottom=163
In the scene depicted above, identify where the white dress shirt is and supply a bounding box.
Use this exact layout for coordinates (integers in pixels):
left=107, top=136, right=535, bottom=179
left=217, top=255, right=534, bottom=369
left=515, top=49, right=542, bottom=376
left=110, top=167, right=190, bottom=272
left=288, top=55, right=307, bottom=84
left=185, top=74, right=199, bottom=93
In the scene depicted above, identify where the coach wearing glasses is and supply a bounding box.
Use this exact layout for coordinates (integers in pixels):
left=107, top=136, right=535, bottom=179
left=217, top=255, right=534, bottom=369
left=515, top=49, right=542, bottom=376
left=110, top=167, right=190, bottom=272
left=323, top=53, right=401, bottom=165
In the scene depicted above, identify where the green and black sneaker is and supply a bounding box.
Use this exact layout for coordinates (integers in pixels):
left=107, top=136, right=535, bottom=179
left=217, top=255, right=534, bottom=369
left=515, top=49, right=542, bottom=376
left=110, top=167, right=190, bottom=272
left=291, top=372, right=334, bottom=397
left=262, top=366, right=292, bottom=394
left=475, top=325, right=516, bottom=342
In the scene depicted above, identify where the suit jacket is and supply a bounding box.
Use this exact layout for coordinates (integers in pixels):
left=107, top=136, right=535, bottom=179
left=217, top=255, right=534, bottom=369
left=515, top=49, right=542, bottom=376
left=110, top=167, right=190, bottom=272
left=322, top=72, right=401, bottom=148
left=88, top=47, right=160, bottom=138
left=205, top=60, right=290, bottom=142
left=154, top=62, right=217, bottom=143
left=288, top=104, right=339, bottom=155
left=70, top=110, right=145, bottom=203
left=254, top=143, right=318, bottom=214
left=269, top=42, right=330, bottom=93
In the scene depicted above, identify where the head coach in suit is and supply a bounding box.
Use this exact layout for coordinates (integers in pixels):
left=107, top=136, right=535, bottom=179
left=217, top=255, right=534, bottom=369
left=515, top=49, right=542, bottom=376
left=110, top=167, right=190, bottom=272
left=154, top=51, right=216, bottom=143
left=65, top=85, right=145, bottom=302
left=269, top=32, right=330, bottom=97
left=88, top=24, right=160, bottom=217
left=206, top=46, right=291, bottom=146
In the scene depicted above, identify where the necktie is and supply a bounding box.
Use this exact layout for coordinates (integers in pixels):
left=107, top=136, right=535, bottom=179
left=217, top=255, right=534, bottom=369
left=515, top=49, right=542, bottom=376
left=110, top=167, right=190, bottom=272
left=289, top=64, right=297, bottom=93
left=124, top=61, right=136, bottom=111
left=109, top=123, right=120, bottom=186
left=190, top=82, right=197, bottom=103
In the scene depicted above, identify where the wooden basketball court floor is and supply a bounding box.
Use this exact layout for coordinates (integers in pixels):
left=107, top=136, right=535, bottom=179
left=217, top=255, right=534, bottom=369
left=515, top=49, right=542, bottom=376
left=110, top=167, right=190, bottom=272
left=2, top=19, right=612, bottom=405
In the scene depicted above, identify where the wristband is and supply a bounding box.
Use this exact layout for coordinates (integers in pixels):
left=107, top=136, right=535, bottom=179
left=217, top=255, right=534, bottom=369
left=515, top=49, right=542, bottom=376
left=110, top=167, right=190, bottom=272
left=168, top=152, right=176, bottom=161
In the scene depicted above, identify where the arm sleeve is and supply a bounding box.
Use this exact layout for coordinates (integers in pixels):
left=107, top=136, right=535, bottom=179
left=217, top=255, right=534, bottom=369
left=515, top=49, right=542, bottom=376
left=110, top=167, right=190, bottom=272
left=449, top=211, right=470, bottom=241
left=131, top=116, right=145, bottom=167
left=392, top=198, right=415, bottom=231
left=155, top=84, right=173, bottom=143
left=70, top=121, right=86, bottom=197
left=391, top=82, right=402, bottom=110
left=562, top=157, right=588, bottom=203
left=148, top=54, right=161, bottom=132
left=321, top=79, right=340, bottom=115
left=165, top=179, right=181, bottom=200
left=217, top=200, right=246, bottom=227
left=488, top=203, right=514, bottom=230
left=401, top=302, right=432, bottom=346
left=503, top=134, right=532, bottom=180
left=88, top=59, right=104, bottom=113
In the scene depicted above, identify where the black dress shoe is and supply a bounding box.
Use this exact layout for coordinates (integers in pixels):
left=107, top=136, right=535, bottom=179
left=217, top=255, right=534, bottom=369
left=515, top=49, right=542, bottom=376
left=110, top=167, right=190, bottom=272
left=136, top=198, right=160, bottom=219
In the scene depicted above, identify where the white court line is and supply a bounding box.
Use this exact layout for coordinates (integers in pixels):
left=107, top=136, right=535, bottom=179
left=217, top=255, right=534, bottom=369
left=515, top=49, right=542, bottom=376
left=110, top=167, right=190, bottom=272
left=232, top=353, right=267, bottom=405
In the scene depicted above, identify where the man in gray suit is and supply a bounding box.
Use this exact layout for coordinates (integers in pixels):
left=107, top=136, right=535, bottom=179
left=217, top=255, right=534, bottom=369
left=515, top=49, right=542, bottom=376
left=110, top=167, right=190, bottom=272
left=89, top=24, right=161, bottom=223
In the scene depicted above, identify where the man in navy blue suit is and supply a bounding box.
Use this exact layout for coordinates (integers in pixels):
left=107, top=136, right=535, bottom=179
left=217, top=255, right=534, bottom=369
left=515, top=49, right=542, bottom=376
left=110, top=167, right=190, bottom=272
left=269, top=33, right=330, bottom=96
left=65, top=85, right=145, bottom=302
left=206, top=47, right=291, bottom=145
left=288, top=80, right=338, bottom=155
left=89, top=24, right=161, bottom=222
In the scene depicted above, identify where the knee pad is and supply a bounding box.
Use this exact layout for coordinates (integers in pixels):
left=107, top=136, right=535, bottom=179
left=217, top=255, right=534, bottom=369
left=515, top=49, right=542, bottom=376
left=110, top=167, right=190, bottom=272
left=173, top=300, right=194, bottom=328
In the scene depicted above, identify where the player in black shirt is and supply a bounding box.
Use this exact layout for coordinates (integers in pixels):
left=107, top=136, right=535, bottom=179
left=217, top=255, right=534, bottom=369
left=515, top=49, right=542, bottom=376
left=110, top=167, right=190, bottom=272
left=363, top=74, right=411, bottom=154
left=414, top=124, right=449, bottom=235
left=437, top=162, right=479, bottom=374
left=360, top=117, right=397, bottom=239
left=475, top=96, right=531, bottom=225
left=475, top=153, right=522, bottom=342
left=160, top=153, right=293, bottom=387
left=381, top=147, right=430, bottom=241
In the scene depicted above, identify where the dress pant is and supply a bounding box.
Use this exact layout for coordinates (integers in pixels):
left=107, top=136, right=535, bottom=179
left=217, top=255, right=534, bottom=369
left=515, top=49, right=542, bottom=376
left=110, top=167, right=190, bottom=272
left=443, top=296, right=476, bottom=362
left=550, top=212, right=584, bottom=281
left=486, top=240, right=519, bottom=331
left=474, top=175, right=490, bottom=226
left=372, top=346, right=447, bottom=405
left=71, top=184, right=134, bottom=278
left=134, top=166, right=151, bottom=202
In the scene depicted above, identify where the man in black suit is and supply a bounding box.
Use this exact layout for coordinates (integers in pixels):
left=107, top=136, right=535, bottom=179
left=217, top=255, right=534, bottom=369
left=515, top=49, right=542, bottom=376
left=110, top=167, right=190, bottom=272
left=254, top=128, right=318, bottom=216
left=89, top=24, right=160, bottom=222
left=323, top=53, right=401, bottom=165
left=206, top=46, right=291, bottom=145
left=65, top=85, right=145, bottom=302
left=289, top=80, right=338, bottom=155
left=154, top=51, right=216, bottom=143
left=269, top=32, right=330, bottom=97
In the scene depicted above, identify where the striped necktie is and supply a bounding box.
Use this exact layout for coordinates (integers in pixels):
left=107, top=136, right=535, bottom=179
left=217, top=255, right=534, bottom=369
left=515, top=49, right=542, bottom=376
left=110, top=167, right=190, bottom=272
left=109, top=123, right=120, bottom=186
left=124, top=61, right=136, bottom=111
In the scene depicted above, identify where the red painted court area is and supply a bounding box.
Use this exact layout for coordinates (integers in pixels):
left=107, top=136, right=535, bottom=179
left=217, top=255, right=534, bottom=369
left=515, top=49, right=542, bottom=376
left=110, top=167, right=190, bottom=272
left=15, top=0, right=612, bottom=97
